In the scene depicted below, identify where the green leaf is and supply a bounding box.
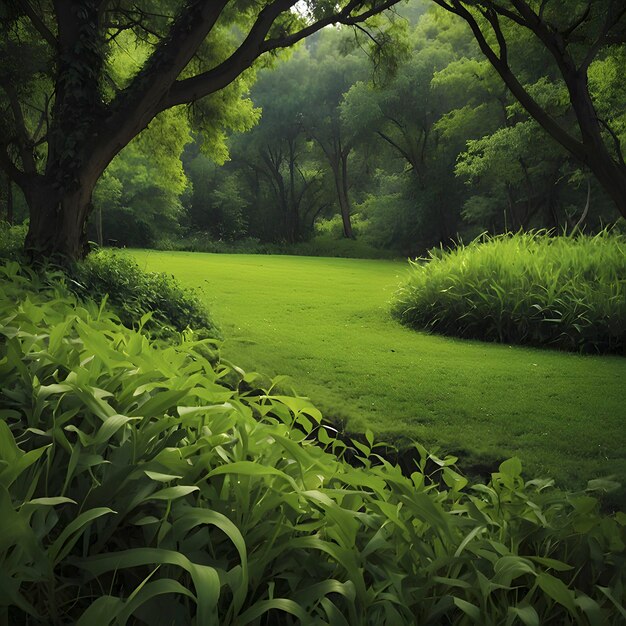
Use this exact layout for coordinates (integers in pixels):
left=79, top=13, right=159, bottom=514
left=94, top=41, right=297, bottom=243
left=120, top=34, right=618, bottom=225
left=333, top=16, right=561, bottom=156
left=536, top=572, right=577, bottom=615
left=207, top=461, right=299, bottom=490
left=499, top=457, right=522, bottom=477
left=453, top=597, right=481, bottom=622
left=136, top=389, right=192, bottom=418
left=144, top=471, right=183, bottom=482
left=493, top=556, right=536, bottom=585
left=49, top=507, right=116, bottom=565
left=79, top=548, right=221, bottom=624
left=529, top=556, right=574, bottom=572
left=22, top=496, right=76, bottom=507
left=597, top=586, right=626, bottom=620
left=77, top=596, right=123, bottom=626
left=145, top=485, right=199, bottom=501
left=237, top=598, right=309, bottom=625
left=177, top=508, right=248, bottom=614
left=118, top=579, right=196, bottom=624
left=508, top=604, right=540, bottom=626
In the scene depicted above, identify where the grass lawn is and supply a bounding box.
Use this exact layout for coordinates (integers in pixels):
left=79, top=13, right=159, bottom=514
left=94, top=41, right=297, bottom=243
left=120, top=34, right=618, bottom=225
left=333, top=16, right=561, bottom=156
left=132, top=250, right=626, bottom=497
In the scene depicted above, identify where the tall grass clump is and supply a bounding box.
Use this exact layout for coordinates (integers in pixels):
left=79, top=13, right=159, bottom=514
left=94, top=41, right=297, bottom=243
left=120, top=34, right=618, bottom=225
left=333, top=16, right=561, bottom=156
left=1, top=260, right=625, bottom=624
left=392, top=231, right=626, bottom=354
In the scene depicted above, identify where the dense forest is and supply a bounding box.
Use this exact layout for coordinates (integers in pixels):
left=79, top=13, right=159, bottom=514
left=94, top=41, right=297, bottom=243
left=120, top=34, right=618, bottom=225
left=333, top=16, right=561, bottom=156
left=2, top=0, right=625, bottom=257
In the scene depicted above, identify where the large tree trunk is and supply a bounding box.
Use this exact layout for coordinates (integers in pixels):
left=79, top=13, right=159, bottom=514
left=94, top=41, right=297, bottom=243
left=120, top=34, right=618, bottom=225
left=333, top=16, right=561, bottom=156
left=24, top=174, right=97, bottom=260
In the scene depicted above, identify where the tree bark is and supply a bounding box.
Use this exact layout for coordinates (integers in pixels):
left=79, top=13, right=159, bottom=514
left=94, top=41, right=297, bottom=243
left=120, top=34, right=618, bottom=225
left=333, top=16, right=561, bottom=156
left=24, top=173, right=97, bottom=260
left=6, top=179, right=12, bottom=226
left=331, top=154, right=353, bottom=239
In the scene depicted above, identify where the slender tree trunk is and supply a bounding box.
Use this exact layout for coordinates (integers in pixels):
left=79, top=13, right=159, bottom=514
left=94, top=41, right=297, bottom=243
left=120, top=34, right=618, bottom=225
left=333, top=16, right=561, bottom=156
left=6, top=179, right=13, bottom=226
left=287, top=141, right=300, bottom=243
left=331, top=156, right=353, bottom=239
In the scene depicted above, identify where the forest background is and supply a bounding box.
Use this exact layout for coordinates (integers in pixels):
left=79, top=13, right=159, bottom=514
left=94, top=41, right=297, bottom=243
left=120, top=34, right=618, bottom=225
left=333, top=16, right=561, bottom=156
left=4, top=0, right=624, bottom=257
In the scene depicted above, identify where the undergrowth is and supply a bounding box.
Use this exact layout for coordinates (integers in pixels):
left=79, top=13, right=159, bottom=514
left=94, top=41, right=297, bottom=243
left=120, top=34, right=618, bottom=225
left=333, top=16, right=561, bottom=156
left=0, top=225, right=217, bottom=342
left=1, top=260, right=625, bottom=624
left=156, top=233, right=396, bottom=260
left=71, top=250, right=219, bottom=341
left=392, top=231, right=626, bottom=354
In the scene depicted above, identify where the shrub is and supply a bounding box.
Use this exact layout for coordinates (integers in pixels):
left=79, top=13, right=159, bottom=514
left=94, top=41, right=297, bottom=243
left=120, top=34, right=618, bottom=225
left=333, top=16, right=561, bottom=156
left=162, top=231, right=397, bottom=259
left=1, top=260, right=625, bottom=624
left=391, top=231, right=626, bottom=354
left=0, top=221, right=28, bottom=260
left=73, top=249, right=219, bottom=340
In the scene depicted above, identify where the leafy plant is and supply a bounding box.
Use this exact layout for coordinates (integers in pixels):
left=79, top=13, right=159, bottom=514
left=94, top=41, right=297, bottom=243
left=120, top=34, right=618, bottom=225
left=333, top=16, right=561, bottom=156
left=0, top=260, right=625, bottom=624
left=72, top=249, right=219, bottom=340
left=0, top=221, right=28, bottom=260
left=391, top=231, right=626, bottom=354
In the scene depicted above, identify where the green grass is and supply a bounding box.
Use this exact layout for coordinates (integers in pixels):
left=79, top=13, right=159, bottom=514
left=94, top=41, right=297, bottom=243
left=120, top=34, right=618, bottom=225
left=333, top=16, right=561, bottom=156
left=132, top=250, right=626, bottom=496
left=4, top=260, right=624, bottom=623
left=392, top=232, right=626, bottom=353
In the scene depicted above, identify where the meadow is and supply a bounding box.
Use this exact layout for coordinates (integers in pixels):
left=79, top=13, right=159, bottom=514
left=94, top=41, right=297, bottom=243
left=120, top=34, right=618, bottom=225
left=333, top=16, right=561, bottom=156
left=132, top=250, right=626, bottom=496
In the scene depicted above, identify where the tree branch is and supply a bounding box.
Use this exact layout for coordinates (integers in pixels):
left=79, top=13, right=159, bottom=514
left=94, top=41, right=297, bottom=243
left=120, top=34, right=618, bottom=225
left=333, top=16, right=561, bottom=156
left=561, top=0, right=592, bottom=39
left=163, top=0, right=400, bottom=109
left=0, top=146, right=28, bottom=188
left=432, top=0, right=587, bottom=163
left=579, top=1, right=626, bottom=72
left=15, top=0, right=57, bottom=48
left=1, top=83, right=37, bottom=174
left=377, top=130, right=415, bottom=168
left=598, top=117, right=626, bottom=168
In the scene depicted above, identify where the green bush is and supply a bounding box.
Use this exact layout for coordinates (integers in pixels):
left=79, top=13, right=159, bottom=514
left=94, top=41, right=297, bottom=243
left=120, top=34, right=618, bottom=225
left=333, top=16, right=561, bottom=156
left=1, top=260, right=625, bottom=624
left=0, top=221, right=28, bottom=260
left=0, top=227, right=217, bottom=341
left=73, top=249, right=219, bottom=340
left=392, top=231, right=626, bottom=354
left=161, top=231, right=396, bottom=259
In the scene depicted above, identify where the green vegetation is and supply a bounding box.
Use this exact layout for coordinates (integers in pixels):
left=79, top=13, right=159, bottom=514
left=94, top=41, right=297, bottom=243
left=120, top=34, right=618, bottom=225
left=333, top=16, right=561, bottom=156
left=2, top=1, right=626, bottom=622
left=2, top=261, right=625, bottom=624
left=5, top=2, right=626, bottom=260
left=132, top=250, right=626, bottom=499
left=73, top=250, right=219, bottom=340
left=392, top=232, right=626, bottom=354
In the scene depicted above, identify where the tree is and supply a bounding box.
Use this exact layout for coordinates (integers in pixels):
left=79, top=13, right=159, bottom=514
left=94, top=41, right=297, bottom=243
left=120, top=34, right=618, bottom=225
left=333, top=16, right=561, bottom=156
left=301, top=30, right=370, bottom=239
left=432, top=0, right=626, bottom=220
left=0, top=0, right=401, bottom=260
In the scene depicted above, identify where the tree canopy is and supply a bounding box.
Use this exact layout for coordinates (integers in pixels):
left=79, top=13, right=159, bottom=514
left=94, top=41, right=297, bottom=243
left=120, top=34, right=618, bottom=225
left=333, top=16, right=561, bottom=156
left=0, top=0, right=402, bottom=259
left=2, top=0, right=626, bottom=258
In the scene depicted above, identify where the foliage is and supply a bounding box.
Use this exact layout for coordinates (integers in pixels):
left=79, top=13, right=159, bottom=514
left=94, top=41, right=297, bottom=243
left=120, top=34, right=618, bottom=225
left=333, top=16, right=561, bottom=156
left=90, top=108, right=193, bottom=248
left=135, top=250, right=626, bottom=501
left=156, top=231, right=394, bottom=259
left=0, top=221, right=28, bottom=260
left=392, top=232, right=626, bottom=354
left=72, top=250, right=218, bottom=340
left=1, top=261, right=625, bottom=624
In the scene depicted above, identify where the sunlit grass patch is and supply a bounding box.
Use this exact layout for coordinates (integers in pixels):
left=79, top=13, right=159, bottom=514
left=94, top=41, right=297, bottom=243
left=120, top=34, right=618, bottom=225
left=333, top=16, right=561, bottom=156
left=132, top=250, right=626, bottom=499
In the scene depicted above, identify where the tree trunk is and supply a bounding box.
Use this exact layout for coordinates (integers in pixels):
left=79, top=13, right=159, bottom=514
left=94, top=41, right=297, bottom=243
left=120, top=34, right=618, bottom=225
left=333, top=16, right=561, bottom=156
left=24, top=175, right=97, bottom=260
left=6, top=179, right=13, bottom=226
left=332, top=156, right=353, bottom=239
